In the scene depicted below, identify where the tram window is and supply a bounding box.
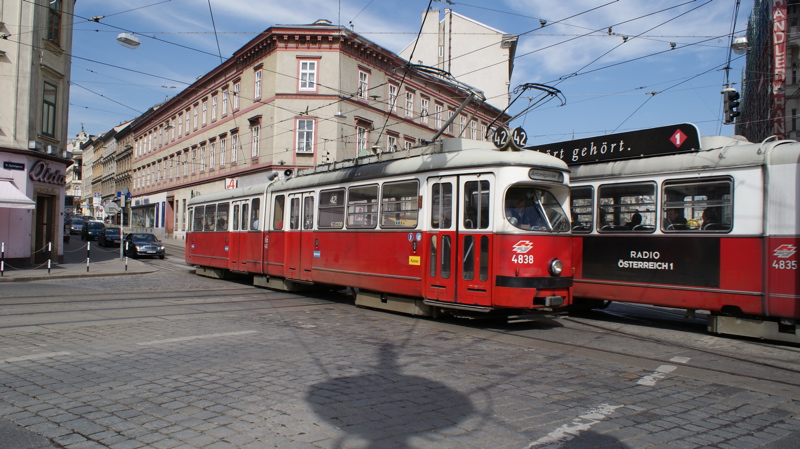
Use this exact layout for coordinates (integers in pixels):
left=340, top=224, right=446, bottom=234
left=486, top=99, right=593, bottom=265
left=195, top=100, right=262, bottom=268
left=242, top=203, right=250, bottom=231
left=289, top=197, right=300, bottom=230
left=272, top=195, right=285, bottom=230
left=204, top=204, right=217, bottom=231
left=429, top=235, right=437, bottom=277
left=570, top=186, right=593, bottom=233
left=381, top=181, right=419, bottom=228
left=252, top=198, right=261, bottom=230
left=318, top=189, right=345, bottom=229
left=233, top=204, right=240, bottom=231
left=216, top=203, right=229, bottom=231
left=441, top=235, right=451, bottom=279
left=506, top=186, right=569, bottom=232
left=479, top=235, right=489, bottom=281
left=191, top=206, right=203, bottom=231
left=464, top=180, right=489, bottom=229
left=302, top=197, right=314, bottom=230
left=430, top=182, right=453, bottom=229
left=463, top=235, right=475, bottom=281
left=597, top=183, right=656, bottom=232
left=663, top=179, right=732, bottom=232
left=347, top=185, right=378, bottom=228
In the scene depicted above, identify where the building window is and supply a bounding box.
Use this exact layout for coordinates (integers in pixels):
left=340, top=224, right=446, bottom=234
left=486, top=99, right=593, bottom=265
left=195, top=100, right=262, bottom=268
left=209, top=142, right=216, bottom=168
left=185, top=109, right=191, bottom=134
left=200, top=146, right=207, bottom=171
left=435, top=103, right=443, bottom=129
left=420, top=98, right=429, bottom=125
left=388, top=84, right=398, bottom=113
left=358, top=71, right=369, bottom=100
left=460, top=115, right=467, bottom=136
left=47, top=0, right=62, bottom=45
left=296, top=119, right=314, bottom=153
left=405, top=91, right=414, bottom=118
left=231, top=134, right=238, bottom=164
left=233, top=83, right=240, bottom=110
left=470, top=120, right=477, bottom=140
left=193, top=105, right=199, bottom=130
left=170, top=120, right=176, bottom=141
left=202, top=101, right=208, bottom=126
left=220, top=138, right=226, bottom=166
left=254, top=69, right=262, bottom=100
left=357, top=126, right=368, bottom=155
left=387, top=135, right=397, bottom=153
left=211, top=95, right=218, bottom=121
left=42, top=81, right=57, bottom=137
left=222, top=90, right=229, bottom=116
left=191, top=149, right=197, bottom=174
left=251, top=126, right=260, bottom=158
left=183, top=152, right=189, bottom=176
left=299, top=60, right=317, bottom=91
left=178, top=115, right=183, bottom=136
left=447, top=110, right=454, bottom=133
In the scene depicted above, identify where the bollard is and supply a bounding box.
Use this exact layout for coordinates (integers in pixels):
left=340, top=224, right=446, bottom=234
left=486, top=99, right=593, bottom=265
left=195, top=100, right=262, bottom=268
left=48, top=259, right=51, bottom=274
left=125, top=257, right=128, bottom=271
left=1, top=242, right=4, bottom=277
left=86, top=241, right=91, bottom=273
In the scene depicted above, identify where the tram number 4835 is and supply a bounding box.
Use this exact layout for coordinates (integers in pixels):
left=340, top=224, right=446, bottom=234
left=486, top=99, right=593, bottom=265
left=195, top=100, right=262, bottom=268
left=772, top=260, right=798, bottom=270
left=512, top=254, right=534, bottom=264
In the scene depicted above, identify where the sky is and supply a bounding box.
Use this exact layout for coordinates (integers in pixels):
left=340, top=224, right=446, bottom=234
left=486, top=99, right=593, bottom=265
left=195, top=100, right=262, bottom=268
left=67, top=0, right=754, bottom=146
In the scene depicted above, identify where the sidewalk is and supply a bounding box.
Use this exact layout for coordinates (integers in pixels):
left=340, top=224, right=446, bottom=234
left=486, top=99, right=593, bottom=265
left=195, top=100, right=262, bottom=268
left=0, top=234, right=183, bottom=282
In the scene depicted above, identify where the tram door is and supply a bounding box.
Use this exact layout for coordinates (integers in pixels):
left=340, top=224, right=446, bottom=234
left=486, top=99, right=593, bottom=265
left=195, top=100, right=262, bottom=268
left=425, top=177, right=457, bottom=301
left=424, top=175, right=493, bottom=306
left=456, top=176, right=493, bottom=306
left=229, top=200, right=247, bottom=272
left=285, top=192, right=315, bottom=281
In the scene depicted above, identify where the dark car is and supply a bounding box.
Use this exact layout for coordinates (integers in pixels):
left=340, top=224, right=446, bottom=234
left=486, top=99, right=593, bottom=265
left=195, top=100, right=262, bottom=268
left=68, top=218, right=85, bottom=235
left=99, top=226, right=122, bottom=247
left=123, top=233, right=165, bottom=259
left=81, top=221, right=105, bottom=241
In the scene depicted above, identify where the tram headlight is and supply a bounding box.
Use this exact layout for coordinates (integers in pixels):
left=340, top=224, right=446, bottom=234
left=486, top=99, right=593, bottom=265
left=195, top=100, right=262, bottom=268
left=549, top=259, right=563, bottom=276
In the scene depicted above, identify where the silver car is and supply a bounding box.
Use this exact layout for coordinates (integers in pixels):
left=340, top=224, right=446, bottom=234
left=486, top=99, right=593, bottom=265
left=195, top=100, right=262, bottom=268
left=123, top=233, right=165, bottom=259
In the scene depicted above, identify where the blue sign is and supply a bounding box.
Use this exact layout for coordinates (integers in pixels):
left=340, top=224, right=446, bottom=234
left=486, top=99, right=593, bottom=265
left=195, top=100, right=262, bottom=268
left=3, top=161, right=25, bottom=171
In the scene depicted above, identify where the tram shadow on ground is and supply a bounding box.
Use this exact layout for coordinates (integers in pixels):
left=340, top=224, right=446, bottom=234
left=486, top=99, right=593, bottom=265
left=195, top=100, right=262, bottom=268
left=306, top=343, right=475, bottom=448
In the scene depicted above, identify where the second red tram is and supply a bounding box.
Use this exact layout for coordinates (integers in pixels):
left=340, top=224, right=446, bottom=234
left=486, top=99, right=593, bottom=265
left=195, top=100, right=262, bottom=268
left=566, top=133, right=800, bottom=343
left=185, top=139, right=573, bottom=318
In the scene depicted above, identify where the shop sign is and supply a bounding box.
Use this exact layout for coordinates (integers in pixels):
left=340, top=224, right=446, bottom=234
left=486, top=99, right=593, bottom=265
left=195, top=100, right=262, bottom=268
left=28, top=160, right=66, bottom=185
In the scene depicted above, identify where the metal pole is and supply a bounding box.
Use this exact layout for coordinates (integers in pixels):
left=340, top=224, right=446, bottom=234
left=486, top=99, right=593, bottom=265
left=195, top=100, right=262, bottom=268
left=120, top=204, right=125, bottom=260
left=1, top=242, right=4, bottom=277
left=87, top=241, right=91, bottom=273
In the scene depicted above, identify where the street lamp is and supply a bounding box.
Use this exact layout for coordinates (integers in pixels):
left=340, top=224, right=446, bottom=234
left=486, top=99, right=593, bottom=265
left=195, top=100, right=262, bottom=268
left=116, top=33, right=141, bottom=49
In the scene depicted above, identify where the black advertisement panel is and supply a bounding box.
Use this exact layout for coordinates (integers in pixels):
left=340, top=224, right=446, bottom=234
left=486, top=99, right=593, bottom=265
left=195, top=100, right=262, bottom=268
left=582, top=236, right=720, bottom=288
left=526, top=123, right=701, bottom=166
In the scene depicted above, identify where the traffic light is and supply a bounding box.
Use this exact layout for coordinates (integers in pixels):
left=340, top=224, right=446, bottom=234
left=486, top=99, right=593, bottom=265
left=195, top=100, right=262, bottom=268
left=722, top=88, right=740, bottom=124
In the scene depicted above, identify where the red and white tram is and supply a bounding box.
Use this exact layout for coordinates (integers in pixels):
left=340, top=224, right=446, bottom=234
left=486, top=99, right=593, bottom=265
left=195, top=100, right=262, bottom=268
left=185, top=139, right=573, bottom=318
left=560, top=128, right=800, bottom=343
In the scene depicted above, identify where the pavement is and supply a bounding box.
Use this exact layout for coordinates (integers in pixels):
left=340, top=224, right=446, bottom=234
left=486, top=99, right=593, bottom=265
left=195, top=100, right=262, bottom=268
left=0, top=234, right=186, bottom=282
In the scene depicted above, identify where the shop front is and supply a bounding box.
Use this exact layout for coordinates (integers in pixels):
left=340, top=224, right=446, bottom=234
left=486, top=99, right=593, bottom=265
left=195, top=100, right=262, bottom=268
left=0, top=150, right=69, bottom=267
left=130, top=193, right=168, bottom=237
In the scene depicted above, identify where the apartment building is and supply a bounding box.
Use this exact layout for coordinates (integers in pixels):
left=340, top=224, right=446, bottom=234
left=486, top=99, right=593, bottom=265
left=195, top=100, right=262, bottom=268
left=126, top=19, right=509, bottom=238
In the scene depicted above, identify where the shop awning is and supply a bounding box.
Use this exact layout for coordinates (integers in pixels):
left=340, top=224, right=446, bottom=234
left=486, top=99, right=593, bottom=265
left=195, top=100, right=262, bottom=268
left=0, top=180, right=36, bottom=209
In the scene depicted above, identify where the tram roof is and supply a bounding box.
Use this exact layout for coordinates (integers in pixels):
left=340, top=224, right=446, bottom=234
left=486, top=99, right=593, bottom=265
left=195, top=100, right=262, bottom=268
left=273, top=138, right=569, bottom=192
left=570, top=136, right=800, bottom=180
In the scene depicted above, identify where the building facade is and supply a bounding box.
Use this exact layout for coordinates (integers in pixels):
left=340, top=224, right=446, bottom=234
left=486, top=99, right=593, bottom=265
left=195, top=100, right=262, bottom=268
left=125, top=20, right=509, bottom=239
left=399, top=8, right=518, bottom=111
left=738, top=0, right=800, bottom=141
left=0, top=0, right=75, bottom=266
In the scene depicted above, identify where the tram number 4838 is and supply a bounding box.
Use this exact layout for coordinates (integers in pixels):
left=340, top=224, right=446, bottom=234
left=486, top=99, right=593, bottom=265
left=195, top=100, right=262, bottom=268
left=772, top=260, right=798, bottom=270
left=512, top=254, right=534, bottom=264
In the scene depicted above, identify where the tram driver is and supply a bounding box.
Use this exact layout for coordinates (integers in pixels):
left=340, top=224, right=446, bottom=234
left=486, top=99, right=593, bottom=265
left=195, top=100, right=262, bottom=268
left=506, top=196, right=545, bottom=230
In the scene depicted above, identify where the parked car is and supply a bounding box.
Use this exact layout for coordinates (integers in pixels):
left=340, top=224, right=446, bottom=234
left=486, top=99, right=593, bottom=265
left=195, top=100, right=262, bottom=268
left=68, top=218, right=85, bottom=235
left=81, top=221, right=105, bottom=240
left=123, top=233, right=165, bottom=259
left=99, top=226, right=122, bottom=247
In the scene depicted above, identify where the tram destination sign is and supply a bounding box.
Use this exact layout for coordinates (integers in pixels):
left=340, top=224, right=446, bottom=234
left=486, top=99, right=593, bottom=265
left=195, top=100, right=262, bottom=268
left=526, top=123, right=701, bottom=166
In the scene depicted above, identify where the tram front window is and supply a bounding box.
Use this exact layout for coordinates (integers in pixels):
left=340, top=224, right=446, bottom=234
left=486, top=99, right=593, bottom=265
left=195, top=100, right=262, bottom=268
left=505, top=187, right=569, bottom=232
